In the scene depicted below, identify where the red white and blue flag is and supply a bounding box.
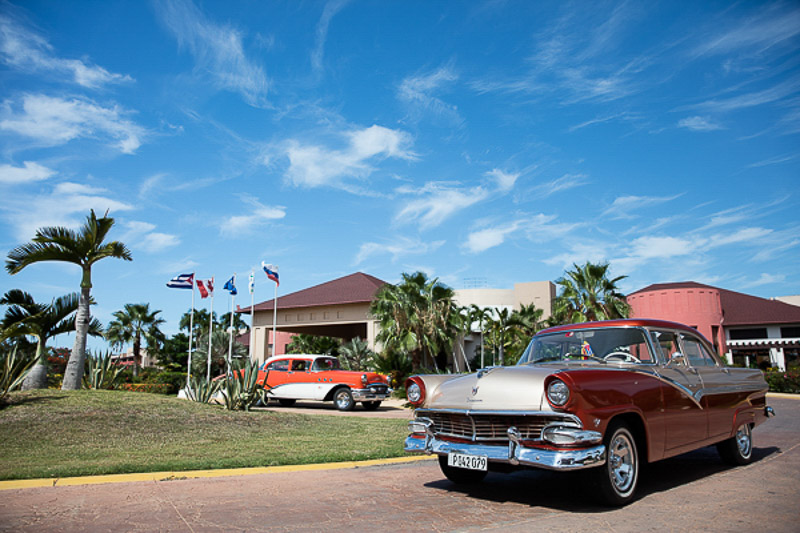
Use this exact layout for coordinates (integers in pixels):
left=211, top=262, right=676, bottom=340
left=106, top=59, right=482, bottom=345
left=197, top=278, right=213, bottom=298
left=167, top=273, right=194, bottom=289
left=262, top=263, right=279, bottom=285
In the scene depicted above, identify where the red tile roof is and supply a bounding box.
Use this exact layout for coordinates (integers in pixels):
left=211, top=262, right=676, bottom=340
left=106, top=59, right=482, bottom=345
left=239, top=272, right=387, bottom=313
left=629, top=282, right=800, bottom=326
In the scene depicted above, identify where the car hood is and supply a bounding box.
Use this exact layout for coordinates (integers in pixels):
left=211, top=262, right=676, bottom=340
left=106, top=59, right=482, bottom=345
left=426, top=365, right=558, bottom=411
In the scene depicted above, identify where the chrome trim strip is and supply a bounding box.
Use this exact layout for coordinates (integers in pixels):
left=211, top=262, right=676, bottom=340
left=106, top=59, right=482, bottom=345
left=404, top=435, right=605, bottom=471
left=350, top=388, right=392, bottom=401
left=415, top=408, right=581, bottom=426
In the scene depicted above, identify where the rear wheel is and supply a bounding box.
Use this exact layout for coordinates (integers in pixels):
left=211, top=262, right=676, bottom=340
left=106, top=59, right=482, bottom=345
left=716, top=424, right=753, bottom=465
left=437, top=455, right=487, bottom=484
left=595, top=422, right=639, bottom=506
left=277, top=399, right=296, bottom=407
left=333, top=388, right=355, bottom=411
left=362, top=401, right=382, bottom=410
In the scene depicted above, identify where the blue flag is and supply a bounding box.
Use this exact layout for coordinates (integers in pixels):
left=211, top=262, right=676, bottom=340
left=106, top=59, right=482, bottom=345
left=223, top=275, right=237, bottom=295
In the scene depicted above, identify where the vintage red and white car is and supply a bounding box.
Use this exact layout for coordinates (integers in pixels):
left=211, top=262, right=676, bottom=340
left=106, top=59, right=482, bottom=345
left=258, top=354, right=391, bottom=411
left=404, top=319, right=774, bottom=505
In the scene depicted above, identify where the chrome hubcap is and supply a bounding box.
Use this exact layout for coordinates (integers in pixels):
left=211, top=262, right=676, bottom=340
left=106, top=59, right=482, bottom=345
left=736, top=425, right=752, bottom=457
left=609, top=431, right=636, bottom=494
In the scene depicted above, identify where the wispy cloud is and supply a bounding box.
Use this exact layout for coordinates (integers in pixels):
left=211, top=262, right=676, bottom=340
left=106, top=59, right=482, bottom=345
left=311, top=0, right=350, bottom=73
left=464, top=214, right=576, bottom=254
left=398, top=64, right=463, bottom=125
left=0, top=161, right=55, bottom=184
left=485, top=168, right=519, bottom=192
left=0, top=94, right=145, bottom=153
left=464, top=221, right=522, bottom=254
left=741, top=272, right=786, bottom=288
left=677, top=116, right=723, bottom=131
left=354, top=236, right=445, bottom=265
left=119, top=221, right=180, bottom=253
left=395, top=182, right=488, bottom=230
left=0, top=13, right=133, bottom=88
left=691, top=5, right=800, bottom=59
left=220, top=195, right=286, bottom=237
left=689, top=76, right=800, bottom=113
left=602, top=194, right=682, bottom=219
left=280, top=124, right=415, bottom=189
left=535, top=173, right=590, bottom=197
left=157, top=0, right=269, bottom=106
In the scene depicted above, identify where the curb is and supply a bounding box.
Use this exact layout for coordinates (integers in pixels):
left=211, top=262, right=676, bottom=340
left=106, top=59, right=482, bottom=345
left=767, top=392, right=800, bottom=400
left=0, top=455, right=436, bottom=492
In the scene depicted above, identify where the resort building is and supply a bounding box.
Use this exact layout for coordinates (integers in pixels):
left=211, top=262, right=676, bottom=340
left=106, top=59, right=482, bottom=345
left=627, top=282, right=800, bottom=371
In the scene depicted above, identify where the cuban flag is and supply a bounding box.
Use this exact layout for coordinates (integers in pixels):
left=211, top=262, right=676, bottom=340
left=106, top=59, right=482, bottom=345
left=223, top=275, right=237, bottom=295
left=167, top=273, right=194, bottom=289
left=262, top=262, right=279, bottom=285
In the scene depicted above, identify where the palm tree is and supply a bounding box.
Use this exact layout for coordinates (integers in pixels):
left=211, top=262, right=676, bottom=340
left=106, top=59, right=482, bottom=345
left=5, top=210, right=132, bottom=390
left=338, top=337, right=375, bottom=371
left=551, top=261, right=630, bottom=324
left=105, top=303, right=166, bottom=378
left=469, top=304, right=494, bottom=368
left=484, top=307, right=524, bottom=366
left=179, top=308, right=217, bottom=339
left=192, top=328, right=247, bottom=377
left=0, top=290, right=103, bottom=389
left=219, top=311, right=249, bottom=333
left=286, top=334, right=340, bottom=355
left=370, top=271, right=458, bottom=370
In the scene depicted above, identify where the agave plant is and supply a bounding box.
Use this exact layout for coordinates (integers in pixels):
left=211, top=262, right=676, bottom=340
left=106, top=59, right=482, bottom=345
left=219, top=361, right=268, bottom=411
left=1, top=346, right=36, bottom=401
left=82, top=351, right=124, bottom=390
left=185, top=377, right=222, bottom=404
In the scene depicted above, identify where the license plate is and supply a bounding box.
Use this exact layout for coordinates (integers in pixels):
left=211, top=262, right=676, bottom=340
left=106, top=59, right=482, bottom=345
left=447, top=452, right=488, bottom=471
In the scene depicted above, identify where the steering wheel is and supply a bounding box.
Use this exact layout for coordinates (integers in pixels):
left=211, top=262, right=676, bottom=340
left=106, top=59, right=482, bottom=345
left=603, top=351, right=641, bottom=363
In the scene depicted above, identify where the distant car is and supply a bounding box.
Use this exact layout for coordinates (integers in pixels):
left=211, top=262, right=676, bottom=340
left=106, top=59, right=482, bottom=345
left=404, top=319, right=774, bottom=505
left=258, top=354, right=391, bottom=411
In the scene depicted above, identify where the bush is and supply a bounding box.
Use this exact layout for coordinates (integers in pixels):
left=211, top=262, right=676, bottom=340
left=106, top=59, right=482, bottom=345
left=117, top=383, right=173, bottom=394
left=764, top=369, right=800, bottom=394
left=151, top=371, right=186, bottom=394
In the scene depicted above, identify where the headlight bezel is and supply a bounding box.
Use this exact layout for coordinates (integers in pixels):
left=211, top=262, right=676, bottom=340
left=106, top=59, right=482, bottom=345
left=546, top=378, right=570, bottom=407
left=406, top=379, right=424, bottom=405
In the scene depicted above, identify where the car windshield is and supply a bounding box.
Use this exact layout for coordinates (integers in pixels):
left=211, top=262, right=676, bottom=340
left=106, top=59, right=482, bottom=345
left=311, top=357, right=342, bottom=371
left=517, top=327, right=655, bottom=365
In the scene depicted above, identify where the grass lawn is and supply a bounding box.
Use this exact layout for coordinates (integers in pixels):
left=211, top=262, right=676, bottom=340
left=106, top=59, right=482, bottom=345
left=0, top=389, right=409, bottom=481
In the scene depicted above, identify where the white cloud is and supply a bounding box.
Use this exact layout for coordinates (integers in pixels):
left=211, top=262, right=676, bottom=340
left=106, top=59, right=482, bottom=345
left=0, top=94, right=145, bottom=154
left=602, top=194, right=682, bottom=218
left=119, top=221, right=180, bottom=253
left=0, top=14, right=133, bottom=88
left=220, top=195, right=286, bottom=236
left=0, top=182, right=133, bottom=240
left=486, top=168, right=519, bottom=192
left=678, top=116, right=723, bottom=131
left=311, top=0, right=350, bottom=73
left=464, top=221, right=521, bottom=254
left=535, top=173, right=590, bottom=197
left=742, top=273, right=786, bottom=288
left=354, top=237, right=445, bottom=265
left=629, top=236, right=693, bottom=259
left=396, top=183, right=488, bottom=230
left=0, top=161, right=55, bottom=184
left=398, top=65, right=462, bottom=125
left=691, top=6, right=800, bottom=59
left=465, top=214, right=577, bottom=254
left=157, top=0, right=269, bottom=106
left=282, top=125, right=414, bottom=189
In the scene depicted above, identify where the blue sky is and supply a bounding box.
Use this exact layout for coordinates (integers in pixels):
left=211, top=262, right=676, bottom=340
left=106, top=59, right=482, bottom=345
left=1, top=0, right=798, bottom=345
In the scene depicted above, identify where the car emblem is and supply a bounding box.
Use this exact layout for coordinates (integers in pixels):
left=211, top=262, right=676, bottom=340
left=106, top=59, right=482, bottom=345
left=472, top=386, right=479, bottom=396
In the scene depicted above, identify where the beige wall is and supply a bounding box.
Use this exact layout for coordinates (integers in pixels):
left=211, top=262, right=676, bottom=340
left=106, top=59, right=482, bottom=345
left=454, top=280, right=555, bottom=319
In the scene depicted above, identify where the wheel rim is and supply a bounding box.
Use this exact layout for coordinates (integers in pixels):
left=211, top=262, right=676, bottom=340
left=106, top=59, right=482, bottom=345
left=608, top=430, right=636, bottom=495
left=335, top=391, right=350, bottom=408
left=736, top=424, right=752, bottom=458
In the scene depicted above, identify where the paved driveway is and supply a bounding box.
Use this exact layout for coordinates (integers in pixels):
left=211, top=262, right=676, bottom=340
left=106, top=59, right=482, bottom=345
left=1, top=397, right=798, bottom=532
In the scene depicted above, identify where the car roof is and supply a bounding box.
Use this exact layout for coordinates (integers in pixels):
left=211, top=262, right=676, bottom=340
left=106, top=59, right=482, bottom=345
left=538, top=319, right=701, bottom=336
left=263, top=354, right=336, bottom=364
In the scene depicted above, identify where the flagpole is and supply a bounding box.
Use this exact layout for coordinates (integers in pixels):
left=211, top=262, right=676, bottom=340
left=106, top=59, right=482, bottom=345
left=272, top=282, right=278, bottom=357
left=206, top=278, right=214, bottom=381
left=227, top=274, right=236, bottom=373
left=186, top=274, right=195, bottom=388
left=249, top=270, right=255, bottom=362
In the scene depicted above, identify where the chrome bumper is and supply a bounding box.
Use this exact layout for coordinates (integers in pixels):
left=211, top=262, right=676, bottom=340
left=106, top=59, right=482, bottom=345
left=404, top=431, right=606, bottom=471
left=351, top=388, right=392, bottom=401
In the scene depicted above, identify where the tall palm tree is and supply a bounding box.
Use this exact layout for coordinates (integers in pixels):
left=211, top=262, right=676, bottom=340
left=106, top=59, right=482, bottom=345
left=370, top=271, right=458, bottom=370
left=551, top=261, right=630, bottom=324
left=485, top=307, right=524, bottom=366
left=6, top=210, right=132, bottom=390
left=469, top=304, right=494, bottom=368
left=105, top=303, right=166, bottom=378
left=0, top=290, right=103, bottom=389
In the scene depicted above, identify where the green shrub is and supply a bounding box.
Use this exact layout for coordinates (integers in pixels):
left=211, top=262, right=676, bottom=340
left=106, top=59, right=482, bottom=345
left=117, top=383, right=173, bottom=394
left=151, top=371, right=185, bottom=394
left=83, top=352, right=123, bottom=390
left=1, top=347, right=35, bottom=402
left=764, top=369, right=800, bottom=394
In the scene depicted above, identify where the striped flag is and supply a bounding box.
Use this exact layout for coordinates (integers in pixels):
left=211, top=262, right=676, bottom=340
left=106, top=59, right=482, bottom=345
left=262, top=263, right=279, bottom=285
left=197, top=279, right=209, bottom=298
left=167, top=273, right=194, bottom=289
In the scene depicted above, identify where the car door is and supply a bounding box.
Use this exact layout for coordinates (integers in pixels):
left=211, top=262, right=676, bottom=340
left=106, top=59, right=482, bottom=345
left=280, top=359, right=317, bottom=399
left=264, top=359, right=290, bottom=396
left=651, top=329, right=708, bottom=450
left=678, top=332, right=735, bottom=439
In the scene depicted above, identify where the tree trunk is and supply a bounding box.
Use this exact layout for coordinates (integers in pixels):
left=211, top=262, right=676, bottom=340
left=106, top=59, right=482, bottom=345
left=133, top=338, right=140, bottom=378
left=22, top=338, right=48, bottom=390
left=62, top=284, right=91, bottom=390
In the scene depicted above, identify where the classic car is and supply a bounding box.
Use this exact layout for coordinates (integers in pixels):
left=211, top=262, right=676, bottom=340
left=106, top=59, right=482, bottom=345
left=258, top=354, right=391, bottom=411
left=404, top=319, right=774, bottom=505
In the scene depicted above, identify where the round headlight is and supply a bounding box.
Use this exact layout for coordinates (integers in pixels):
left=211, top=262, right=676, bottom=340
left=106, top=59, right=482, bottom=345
left=547, top=379, right=570, bottom=406
left=407, top=382, right=422, bottom=403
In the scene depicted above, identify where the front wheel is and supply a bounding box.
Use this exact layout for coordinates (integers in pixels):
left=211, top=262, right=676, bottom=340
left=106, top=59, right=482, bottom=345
left=333, top=388, right=355, bottom=411
left=716, top=424, right=753, bottom=465
left=437, top=455, right=487, bottom=484
left=595, top=422, right=639, bottom=506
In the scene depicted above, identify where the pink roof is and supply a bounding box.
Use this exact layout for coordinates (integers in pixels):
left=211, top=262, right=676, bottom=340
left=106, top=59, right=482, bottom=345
left=239, top=272, right=387, bottom=313
left=629, top=282, right=800, bottom=326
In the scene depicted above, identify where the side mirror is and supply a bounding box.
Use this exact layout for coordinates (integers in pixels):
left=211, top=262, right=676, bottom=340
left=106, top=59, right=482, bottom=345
left=670, top=352, right=687, bottom=366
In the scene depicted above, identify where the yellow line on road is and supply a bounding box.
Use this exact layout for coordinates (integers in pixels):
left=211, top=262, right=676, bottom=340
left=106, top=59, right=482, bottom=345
left=0, top=455, right=436, bottom=491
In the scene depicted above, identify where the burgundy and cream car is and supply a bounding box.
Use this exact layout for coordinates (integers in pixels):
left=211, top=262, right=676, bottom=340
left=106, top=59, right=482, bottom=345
left=259, top=354, right=391, bottom=411
left=404, top=319, right=774, bottom=505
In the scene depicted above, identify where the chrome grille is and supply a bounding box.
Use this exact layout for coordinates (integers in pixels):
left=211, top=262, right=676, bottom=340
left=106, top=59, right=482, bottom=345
left=426, top=412, right=574, bottom=442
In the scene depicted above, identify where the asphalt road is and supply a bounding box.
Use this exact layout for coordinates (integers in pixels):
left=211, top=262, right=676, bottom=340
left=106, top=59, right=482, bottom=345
left=1, top=396, right=798, bottom=533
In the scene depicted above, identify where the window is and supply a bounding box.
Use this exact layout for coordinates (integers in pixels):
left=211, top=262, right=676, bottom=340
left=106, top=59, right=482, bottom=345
left=518, top=327, right=654, bottom=365
left=679, top=334, right=717, bottom=367
left=729, top=328, right=768, bottom=340
left=311, top=357, right=341, bottom=371
left=780, top=326, right=800, bottom=338
left=650, top=330, right=680, bottom=365
left=267, top=360, right=289, bottom=372
left=291, top=360, right=309, bottom=371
